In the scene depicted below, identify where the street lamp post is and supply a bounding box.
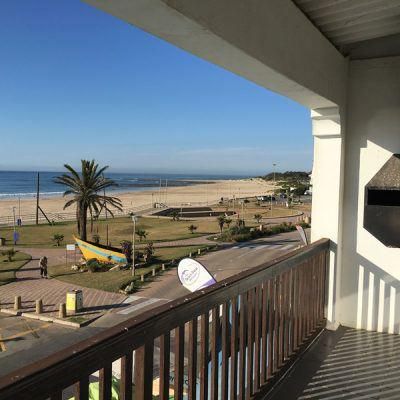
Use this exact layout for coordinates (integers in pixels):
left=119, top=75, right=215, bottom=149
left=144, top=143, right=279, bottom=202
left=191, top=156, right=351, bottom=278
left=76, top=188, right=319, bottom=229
left=131, top=215, right=137, bottom=276
left=12, top=207, right=16, bottom=232
left=272, top=163, right=277, bottom=216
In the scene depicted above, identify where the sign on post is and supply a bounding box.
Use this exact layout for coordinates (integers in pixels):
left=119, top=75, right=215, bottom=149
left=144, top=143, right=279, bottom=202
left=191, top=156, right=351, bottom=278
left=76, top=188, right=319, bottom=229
left=66, top=244, right=75, bottom=251
left=177, top=258, right=216, bottom=293
left=296, top=225, right=309, bottom=246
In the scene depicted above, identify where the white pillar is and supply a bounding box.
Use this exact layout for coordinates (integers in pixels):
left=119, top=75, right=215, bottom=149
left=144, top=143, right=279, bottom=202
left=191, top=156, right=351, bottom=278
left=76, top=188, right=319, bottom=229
left=339, top=57, right=400, bottom=332
left=311, top=106, right=345, bottom=329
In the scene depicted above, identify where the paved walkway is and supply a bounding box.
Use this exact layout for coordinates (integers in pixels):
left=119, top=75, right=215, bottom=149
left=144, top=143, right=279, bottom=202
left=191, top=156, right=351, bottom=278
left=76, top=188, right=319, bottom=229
left=0, top=248, right=127, bottom=318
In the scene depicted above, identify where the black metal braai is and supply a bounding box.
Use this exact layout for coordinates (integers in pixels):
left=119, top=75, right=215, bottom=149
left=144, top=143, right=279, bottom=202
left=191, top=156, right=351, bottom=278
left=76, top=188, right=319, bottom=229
left=364, top=154, right=400, bottom=247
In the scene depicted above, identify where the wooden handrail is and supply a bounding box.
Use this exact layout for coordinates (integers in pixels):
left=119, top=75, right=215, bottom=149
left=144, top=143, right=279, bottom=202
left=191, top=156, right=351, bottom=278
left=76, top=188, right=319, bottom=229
left=0, top=238, right=330, bottom=400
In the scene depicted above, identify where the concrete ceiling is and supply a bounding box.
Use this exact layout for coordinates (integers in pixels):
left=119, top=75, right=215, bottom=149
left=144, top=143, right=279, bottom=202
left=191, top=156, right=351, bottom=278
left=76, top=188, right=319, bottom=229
left=292, top=0, right=400, bottom=59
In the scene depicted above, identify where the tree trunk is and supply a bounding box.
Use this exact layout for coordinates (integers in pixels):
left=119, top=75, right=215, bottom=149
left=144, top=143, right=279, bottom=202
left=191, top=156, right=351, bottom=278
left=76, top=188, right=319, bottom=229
left=80, top=204, right=88, bottom=241
left=76, top=208, right=81, bottom=236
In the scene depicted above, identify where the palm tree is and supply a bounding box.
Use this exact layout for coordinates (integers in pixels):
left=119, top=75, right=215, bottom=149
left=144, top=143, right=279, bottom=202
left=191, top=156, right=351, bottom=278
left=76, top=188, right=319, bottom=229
left=225, top=218, right=233, bottom=228
left=136, top=228, right=147, bottom=242
left=171, top=210, right=180, bottom=221
left=55, top=160, right=122, bottom=241
left=52, top=233, right=64, bottom=247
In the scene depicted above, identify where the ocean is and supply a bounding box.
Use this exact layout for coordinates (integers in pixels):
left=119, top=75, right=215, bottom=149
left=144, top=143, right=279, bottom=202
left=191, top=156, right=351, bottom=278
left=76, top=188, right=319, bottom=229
left=0, top=171, right=246, bottom=199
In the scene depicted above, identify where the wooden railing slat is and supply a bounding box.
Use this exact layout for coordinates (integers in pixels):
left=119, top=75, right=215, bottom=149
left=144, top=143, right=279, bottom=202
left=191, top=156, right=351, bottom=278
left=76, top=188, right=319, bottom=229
left=221, top=302, right=229, bottom=400
left=174, top=326, right=185, bottom=400
left=159, top=333, right=170, bottom=400
left=267, top=279, right=274, bottom=380
left=99, top=364, right=112, bottom=400
left=238, top=293, right=248, bottom=400
left=211, top=307, right=219, bottom=400
left=200, top=313, right=209, bottom=400
left=230, top=297, right=238, bottom=400
left=134, top=342, right=154, bottom=400
left=75, top=376, right=89, bottom=400
left=261, top=281, right=268, bottom=384
left=120, top=353, right=133, bottom=400
left=50, top=390, right=62, bottom=400
left=188, top=320, right=197, bottom=400
left=254, top=285, right=261, bottom=392
left=246, top=290, right=254, bottom=400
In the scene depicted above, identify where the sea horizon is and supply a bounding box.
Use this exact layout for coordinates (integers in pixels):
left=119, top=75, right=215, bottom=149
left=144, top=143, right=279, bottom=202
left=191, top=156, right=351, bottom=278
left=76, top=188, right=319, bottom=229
left=0, top=170, right=251, bottom=199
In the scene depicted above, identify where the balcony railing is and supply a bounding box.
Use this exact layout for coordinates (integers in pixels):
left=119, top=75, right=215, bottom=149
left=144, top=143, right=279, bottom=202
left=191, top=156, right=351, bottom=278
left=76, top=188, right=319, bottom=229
left=0, top=239, right=329, bottom=400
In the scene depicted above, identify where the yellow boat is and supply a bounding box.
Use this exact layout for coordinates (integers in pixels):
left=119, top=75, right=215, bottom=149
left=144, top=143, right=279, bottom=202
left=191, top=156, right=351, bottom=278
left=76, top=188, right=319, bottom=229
left=74, top=236, right=127, bottom=264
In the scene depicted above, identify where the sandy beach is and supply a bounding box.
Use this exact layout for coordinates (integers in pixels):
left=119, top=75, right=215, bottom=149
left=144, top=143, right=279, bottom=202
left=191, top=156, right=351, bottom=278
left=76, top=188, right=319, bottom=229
left=0, top=178, right=275, bottom=219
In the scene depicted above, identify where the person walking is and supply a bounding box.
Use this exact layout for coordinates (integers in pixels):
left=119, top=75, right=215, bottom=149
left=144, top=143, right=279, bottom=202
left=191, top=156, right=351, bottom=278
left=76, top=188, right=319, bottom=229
left=39, top=256, right=48, bottom=279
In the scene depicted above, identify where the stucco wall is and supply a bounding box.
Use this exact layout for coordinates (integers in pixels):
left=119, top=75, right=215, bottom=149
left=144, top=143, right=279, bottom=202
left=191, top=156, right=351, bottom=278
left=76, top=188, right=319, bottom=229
left=339, top=57, right=400, bottom=332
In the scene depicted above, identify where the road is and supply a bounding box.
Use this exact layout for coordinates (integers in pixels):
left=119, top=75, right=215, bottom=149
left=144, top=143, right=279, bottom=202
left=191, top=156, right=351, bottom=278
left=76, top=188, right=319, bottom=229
left=0, top=230, right=305, bottom=377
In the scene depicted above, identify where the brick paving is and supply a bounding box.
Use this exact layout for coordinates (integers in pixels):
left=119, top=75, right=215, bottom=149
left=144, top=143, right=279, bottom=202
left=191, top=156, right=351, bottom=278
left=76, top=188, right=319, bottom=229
left=0, top=248, right=127, bottom=317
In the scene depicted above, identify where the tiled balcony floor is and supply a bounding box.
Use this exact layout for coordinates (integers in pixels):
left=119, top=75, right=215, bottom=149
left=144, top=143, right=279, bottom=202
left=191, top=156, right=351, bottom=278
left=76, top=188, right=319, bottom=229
left=269, top=326, right=400, bottom=400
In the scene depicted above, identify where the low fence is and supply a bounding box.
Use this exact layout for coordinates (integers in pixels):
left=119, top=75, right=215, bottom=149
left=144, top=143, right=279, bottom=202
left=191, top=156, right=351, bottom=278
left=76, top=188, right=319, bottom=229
left=0, top=238, right=329, bottom=400
left=0, top=204, right=155, bottom=227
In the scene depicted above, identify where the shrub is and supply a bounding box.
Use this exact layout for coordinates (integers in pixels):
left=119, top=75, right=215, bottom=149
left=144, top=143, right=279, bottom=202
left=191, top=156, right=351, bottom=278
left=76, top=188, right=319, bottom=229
left=1, top=248, right=17, bottom=262
left=86, top=258, right=114, bottom=272
left=120, top=240, right=133, bottom=264
left=188, top=224, right=198, bottom=234
left=52, top=233, right=64, bottom=247
left=86, top=258, right=100, bottom=273
left=92, top=234, right=100, bottom=244
left=143, top=242, right=155, bottom=264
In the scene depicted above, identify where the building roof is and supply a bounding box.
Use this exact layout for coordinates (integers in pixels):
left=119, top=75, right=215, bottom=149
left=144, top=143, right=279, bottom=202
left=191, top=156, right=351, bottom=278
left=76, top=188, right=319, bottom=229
left=292, top=0, right=400, bottom=59
left=367, top=154, right=400, bottom=189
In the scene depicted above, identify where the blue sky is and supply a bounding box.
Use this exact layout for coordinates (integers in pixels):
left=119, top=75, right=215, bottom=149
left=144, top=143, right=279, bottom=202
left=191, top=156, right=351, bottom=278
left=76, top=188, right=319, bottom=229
left=0, top=0, right=312, bottom=175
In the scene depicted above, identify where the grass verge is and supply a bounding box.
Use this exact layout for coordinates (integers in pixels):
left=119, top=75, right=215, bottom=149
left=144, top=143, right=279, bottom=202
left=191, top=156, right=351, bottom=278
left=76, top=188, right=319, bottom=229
left=0, top=251, right=32, bottom=285
left=48, top=245, right=211, bottom=292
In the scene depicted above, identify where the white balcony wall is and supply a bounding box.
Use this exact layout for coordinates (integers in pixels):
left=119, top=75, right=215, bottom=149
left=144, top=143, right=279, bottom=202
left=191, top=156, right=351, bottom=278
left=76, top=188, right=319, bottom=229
left=340, top=57, right=400, bottom=333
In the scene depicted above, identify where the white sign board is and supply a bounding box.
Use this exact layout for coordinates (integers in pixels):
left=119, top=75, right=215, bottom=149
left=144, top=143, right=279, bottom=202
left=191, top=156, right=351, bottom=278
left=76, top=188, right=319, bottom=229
left=66, top=244, right=75, bottom=251
left=296, top=225, right=308, bottom=246
left=177, top=258, right=216, bottom=293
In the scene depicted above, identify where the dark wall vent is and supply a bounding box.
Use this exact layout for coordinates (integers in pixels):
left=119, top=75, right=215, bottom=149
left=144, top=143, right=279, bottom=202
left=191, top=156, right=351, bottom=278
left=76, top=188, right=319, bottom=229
left=364, top=154, right=400, bottom=247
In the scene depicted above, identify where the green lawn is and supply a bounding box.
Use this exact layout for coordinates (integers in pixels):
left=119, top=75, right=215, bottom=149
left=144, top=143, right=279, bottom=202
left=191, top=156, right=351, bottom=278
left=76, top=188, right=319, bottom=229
left=0, top=251, right=31, bottom=285
left=48, top=245, right=209, bottom=292
left=0, top=216, right=220, bottom=248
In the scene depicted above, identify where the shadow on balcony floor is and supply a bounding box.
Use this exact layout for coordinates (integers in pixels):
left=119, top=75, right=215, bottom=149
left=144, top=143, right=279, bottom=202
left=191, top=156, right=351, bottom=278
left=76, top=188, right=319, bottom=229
left=268, top=326, right=400, bottom=400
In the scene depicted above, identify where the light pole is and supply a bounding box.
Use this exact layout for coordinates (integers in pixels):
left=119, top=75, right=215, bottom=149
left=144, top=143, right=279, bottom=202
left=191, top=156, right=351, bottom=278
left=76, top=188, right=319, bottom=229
left=272, top=163, right=277, bottom=216
left=12, top=207, right=17, bottom=245
left=131, top=214, right=137, bottom=276
left=12, top=207, right=16, bottom=232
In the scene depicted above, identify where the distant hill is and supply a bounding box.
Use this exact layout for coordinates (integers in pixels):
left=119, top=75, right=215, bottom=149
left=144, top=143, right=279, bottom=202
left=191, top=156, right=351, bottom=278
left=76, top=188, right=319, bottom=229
left=260, top=171, right=311, bottom=182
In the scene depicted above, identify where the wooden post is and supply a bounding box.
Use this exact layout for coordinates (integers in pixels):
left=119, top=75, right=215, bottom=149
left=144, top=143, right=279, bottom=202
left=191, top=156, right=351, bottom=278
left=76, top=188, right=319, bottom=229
left=36, top=299, right=43, bottom=314
left=152, top=268, right=156, bottom=277
left=14, top=296, right=21, bottom=311
left=162, top=263, right=165, bottom=271
left=198, top=248, right=201, bottom=255
left=59, top=303, right=66, bottom=318
left=141, top=274, right=145, bottom=282
left=189, top=252, right=192, bottom=258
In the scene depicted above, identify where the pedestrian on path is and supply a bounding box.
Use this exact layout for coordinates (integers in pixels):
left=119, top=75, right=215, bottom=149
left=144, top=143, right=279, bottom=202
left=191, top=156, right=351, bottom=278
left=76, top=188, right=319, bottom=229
left=39, top=256, right=48, bottom=279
